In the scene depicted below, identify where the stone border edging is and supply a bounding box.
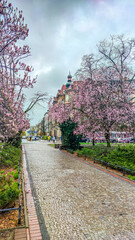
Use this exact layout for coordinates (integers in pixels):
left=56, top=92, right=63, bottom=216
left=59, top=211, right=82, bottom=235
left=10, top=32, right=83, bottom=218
left=22, top=166, right=29, bottom=228
left=22, top=146, right=42, bottom=240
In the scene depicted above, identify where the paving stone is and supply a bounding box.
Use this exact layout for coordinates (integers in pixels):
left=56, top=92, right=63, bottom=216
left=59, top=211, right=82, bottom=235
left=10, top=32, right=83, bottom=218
left=23, top=141, right=135, bottom=240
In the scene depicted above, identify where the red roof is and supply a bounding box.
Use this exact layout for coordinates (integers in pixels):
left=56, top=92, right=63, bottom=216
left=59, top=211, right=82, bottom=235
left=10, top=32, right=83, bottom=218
left=60, top=85, right=66, bottom=95
left=54, top=81, right=81, bottom=100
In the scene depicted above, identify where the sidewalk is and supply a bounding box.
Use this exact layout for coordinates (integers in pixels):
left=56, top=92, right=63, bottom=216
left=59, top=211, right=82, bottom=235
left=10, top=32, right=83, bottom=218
left=23, top=141, right=135, bottom=239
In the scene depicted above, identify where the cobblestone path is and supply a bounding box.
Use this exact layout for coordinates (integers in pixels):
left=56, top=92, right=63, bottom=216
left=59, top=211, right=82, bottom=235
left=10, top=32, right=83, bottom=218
left=23, top=141, right=135, bottom=240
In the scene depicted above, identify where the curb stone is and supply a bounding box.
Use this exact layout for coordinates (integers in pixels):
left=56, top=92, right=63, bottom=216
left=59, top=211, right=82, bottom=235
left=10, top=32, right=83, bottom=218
left=22, top=146, right=42, bottom=240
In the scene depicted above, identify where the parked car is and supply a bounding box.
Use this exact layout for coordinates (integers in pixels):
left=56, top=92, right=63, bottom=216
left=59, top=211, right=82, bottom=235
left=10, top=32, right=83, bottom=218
left=118, top=138, right=126, bottom=143
left=129, top=138, right=135, bottom=143
left=118, top=137, right=134, bottom=143
left=96, top=137, right=106, bottom=143
left=80, top=137, right=89, bottom=143
left=36, top=136, right=41, bottom=140
left=110, top=137, right=118, bottom=143
left=125, top=137, right=133, bottom=143
left=32, top=136, right=40, bottom=141
left=22, top=136, right=27, bottom=139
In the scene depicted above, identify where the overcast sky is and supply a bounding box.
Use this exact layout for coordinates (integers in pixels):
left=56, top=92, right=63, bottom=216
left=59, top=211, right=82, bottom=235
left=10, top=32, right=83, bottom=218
left=12, top=0, right=135, bottom=126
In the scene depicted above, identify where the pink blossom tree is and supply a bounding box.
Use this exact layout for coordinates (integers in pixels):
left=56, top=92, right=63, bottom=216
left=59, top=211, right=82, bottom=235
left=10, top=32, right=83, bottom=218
left=73, top=35, right=135, bottom=147
left=49, top=97, right=72, bottom=124
left=49, top=35, right=135, bottom=147
left=0, top=0, right=29, bottom=53
left=0, top=1, right=37, bottom=142
left=0, top=83, right=29, bottom=141
left=71, top=75, right=134, bottom=147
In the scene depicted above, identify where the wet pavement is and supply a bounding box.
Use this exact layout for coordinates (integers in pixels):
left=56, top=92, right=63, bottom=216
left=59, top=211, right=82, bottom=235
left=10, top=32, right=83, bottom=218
left=23, top=140, right=135, bottom=240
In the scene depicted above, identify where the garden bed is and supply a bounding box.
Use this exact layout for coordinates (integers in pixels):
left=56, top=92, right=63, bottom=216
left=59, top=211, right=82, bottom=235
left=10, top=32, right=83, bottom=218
left=0, top=145, right=25, bottom=230
left=0, top=167, right=25, bottom=230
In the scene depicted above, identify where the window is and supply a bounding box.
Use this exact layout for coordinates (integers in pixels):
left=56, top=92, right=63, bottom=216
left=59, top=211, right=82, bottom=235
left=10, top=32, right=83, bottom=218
left=65, top=94, right=69, bottom=102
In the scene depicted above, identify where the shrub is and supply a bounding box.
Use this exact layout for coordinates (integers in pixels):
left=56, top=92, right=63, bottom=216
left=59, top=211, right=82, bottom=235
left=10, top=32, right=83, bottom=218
left=12, top=170, right=18, bottom=179
left=14, top=165, right=18, bottom=169
left=76, top=146, right=106, bottom=158
left=42, top=135, right=48, bottom=140
left=76, top=145, right=135, bottom=172
left=67, top=149, right=74, bottom=154
left=60, top=118, right=82, bottom=150
left=76, top=149, right=83, bottom=157
left=102, top=145, right=135, bottom=170
left=0, top=145, right=21, bottom=167
left=128, top=175, right=135, bottom=181
left=0, top=172, right=20, bottom=208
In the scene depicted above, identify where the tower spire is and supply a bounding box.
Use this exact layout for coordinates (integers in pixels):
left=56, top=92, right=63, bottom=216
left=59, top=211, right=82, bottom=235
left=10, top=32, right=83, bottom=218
left=67, top=71, right=72, bottom=82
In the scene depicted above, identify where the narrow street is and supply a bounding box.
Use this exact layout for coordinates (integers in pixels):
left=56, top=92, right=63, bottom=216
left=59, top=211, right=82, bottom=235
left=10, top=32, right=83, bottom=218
left=23, top=140, right=135, bottom=240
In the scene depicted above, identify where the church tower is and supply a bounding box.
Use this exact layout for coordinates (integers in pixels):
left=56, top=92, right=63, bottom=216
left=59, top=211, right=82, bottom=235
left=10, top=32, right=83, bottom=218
left=66, top=71, right=72, bottom=88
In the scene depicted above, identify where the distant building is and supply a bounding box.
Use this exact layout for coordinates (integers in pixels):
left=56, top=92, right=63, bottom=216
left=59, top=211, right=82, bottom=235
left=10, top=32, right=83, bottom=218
left=44, top=72, right=79, bottom=139
left=51, top=72, right=73, bottom=139
left=53, top=71, right=73, bottom=104
left=44, top=110, right=53, bottom=136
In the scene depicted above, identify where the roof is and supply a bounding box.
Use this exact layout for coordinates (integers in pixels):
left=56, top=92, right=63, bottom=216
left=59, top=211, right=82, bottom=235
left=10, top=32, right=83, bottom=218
left=60, top=85, right=66, bottom=95
left=67, top=71, right=72, bottom=78
left=53, top=79, right=82, bottom=104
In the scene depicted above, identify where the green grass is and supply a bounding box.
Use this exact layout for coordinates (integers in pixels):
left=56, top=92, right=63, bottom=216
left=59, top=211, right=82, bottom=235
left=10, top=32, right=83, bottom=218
left=80, top=142, right=112, bottom=146
left=80, top=142, right=92, bottom=145
left=80, top=142, right=135, bottom=147
left=76, top=144, right=135, bottom=172
left=48, top=144, right=55, bottom=147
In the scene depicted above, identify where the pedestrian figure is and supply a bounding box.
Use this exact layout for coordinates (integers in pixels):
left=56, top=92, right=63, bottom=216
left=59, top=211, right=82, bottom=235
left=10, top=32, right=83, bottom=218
left=48, top=135, right=51, bottom=142
left=53, top=136, right=55, bottom=143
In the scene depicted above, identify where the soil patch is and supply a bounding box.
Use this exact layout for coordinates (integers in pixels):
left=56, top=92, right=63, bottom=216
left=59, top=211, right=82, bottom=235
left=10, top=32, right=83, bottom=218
left=0, top=229, right=14, bottom=240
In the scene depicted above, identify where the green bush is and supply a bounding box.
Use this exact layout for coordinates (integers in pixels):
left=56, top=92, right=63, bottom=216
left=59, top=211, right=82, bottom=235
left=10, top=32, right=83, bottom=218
left=12, top=170, right=18, bottom=179
left=42, top=135, right=48, bottom=140
left=76, top=149, right=83, bottom=157
left=128, top=175, right=135, bottom=181
left=0, top=172, right=20, bottom=208
left=14, top=164, right=18, bottom=169
left=76, top=145, right=106, bottom=158
left=0, top=145, right=21, bottom=167
left=102, top=145, right=135, bottom=171
left=67, top=149, right=74, bottom=154
left=76, top=145, right=135, bottom=172
left=60, top=118, right=81, bottom=150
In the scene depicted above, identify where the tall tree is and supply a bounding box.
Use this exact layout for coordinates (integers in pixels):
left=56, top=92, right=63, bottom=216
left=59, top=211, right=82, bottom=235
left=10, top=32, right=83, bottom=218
left=71, top=74, right=134, bottom=147
left=0, top=1, right=36, bottom=141
left=73, top=35, right=135, bottom=147
left=49, top=35, right=135, bottom=147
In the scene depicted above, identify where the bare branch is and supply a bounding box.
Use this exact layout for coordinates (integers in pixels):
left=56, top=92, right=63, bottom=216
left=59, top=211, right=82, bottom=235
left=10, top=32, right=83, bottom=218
left=25, top=92, right=48, bottom=113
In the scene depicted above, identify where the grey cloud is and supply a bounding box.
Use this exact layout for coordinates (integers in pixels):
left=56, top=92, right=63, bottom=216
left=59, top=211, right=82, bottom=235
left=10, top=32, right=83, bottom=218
left=12, top=0, right=135, bottom=125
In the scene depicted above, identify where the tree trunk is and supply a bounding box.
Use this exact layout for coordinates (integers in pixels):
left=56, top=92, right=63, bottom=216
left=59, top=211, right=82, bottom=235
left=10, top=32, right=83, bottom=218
left=92, top=138, right=95, bottom=146
left=105, top=130, right=111, bottom=147
left=8, top=131, right=22, bottom=148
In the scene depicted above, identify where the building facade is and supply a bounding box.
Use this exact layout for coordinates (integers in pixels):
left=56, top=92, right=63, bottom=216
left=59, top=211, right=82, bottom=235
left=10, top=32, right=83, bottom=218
left=45, top=72, right=74, bottom=139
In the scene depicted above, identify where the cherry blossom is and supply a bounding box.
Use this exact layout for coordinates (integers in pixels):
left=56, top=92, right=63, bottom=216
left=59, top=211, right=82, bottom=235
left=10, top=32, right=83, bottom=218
left=0, top=1, right=36, bottom=141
